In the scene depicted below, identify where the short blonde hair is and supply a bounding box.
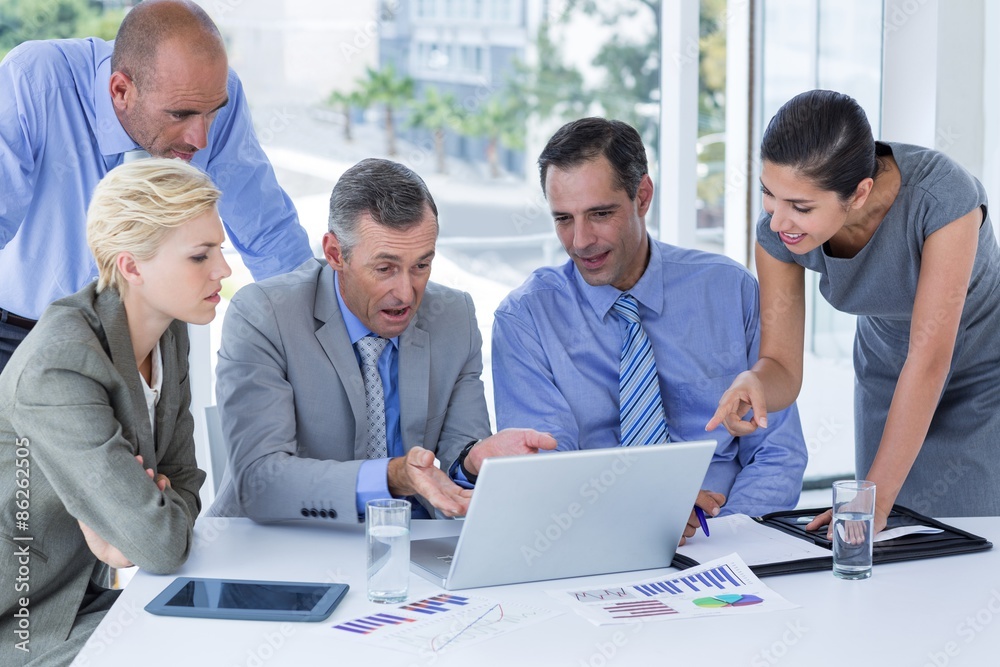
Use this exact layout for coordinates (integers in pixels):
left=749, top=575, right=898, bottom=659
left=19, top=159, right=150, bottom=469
left=87, top=158, right=221, bottom=296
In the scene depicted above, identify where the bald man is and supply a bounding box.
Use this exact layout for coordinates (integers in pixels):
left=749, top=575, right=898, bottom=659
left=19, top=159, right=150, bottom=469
left=0, top=0, right=312, bottom=373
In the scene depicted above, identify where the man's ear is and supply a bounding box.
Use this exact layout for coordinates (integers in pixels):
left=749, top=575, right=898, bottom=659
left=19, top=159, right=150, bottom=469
left=116, top=251, right=143, bottom=287
left=323, top=232, right=346, bottom=270
left=109, top=71, right=135, bottom=112
left=635, top=174, right=654, bottom=217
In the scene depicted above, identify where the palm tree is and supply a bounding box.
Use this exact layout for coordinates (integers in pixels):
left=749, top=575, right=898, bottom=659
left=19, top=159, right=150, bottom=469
left=406, top=88, right=460, bottom=174
left=356, top=64, right=414, bottom=156
left=456, top=95, right=526, bottom=178
left=326, top=89, right=369, bottom=142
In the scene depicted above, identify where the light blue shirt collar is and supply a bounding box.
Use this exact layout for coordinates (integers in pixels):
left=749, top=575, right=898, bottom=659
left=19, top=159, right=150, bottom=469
left=334, top=271, right=400, bottom=350
left=575, top=235, right=665, bottom=321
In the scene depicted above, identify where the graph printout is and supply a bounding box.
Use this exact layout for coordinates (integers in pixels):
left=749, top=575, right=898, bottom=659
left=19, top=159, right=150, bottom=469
left=332, top=594, right=561, bottom=654
left=549, top=554, right=798, bottom=626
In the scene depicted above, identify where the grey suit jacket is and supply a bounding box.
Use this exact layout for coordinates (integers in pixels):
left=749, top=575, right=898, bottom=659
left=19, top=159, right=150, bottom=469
left=0, top=284, right=204, bottom=666
left=209, top=259, right=491, bottom=522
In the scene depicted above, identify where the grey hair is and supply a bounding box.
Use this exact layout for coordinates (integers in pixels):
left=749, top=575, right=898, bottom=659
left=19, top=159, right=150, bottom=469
left=328, top=158, right=438, bottom=257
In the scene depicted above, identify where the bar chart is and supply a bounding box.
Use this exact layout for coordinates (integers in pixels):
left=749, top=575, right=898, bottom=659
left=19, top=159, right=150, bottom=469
left=632, top=563, right=747, bottom=597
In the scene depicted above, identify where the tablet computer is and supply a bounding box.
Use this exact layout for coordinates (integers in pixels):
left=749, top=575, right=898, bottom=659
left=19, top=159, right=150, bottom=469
left=145, top=577, right=349, bottom=622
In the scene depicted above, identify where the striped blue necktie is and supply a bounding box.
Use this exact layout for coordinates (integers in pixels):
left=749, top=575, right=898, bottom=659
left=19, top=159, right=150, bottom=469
left=612, top=294, right=669, bottom=447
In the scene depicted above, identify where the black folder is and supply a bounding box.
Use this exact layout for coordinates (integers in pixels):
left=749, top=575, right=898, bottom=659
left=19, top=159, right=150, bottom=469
left=671, top=504, right=993, bottom=577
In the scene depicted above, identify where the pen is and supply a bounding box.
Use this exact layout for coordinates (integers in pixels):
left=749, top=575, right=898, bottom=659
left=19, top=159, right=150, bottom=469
left=695, top=507, right=710, bottom=537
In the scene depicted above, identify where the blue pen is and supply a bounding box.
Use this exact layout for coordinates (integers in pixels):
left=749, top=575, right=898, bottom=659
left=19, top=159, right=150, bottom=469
left=695, top=507, right=710, bottom=537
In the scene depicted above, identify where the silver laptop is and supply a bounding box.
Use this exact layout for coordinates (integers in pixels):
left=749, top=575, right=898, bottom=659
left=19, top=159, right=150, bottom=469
left=411, top=440, right=716, bottom=590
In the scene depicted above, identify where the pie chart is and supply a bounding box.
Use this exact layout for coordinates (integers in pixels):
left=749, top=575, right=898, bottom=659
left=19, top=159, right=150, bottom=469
left=693, top=594, right=764, bottom=608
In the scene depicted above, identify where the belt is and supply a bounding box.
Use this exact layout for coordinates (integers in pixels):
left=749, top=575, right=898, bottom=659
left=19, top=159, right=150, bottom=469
left=1, top=309, right=37, bottom=331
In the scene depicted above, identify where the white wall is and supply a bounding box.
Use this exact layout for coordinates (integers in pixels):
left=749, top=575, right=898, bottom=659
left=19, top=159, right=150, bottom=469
left=883, top=0, right=999, bottom=235
left=196, top=0, right=379, bottom=106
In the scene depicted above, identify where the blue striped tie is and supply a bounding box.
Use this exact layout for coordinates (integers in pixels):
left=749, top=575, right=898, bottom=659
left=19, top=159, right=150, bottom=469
left=612, top=294, right=669, bottom=447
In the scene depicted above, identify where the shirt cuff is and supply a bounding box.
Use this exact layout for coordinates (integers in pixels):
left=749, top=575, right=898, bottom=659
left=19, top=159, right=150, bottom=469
left=356, top=458, right=392, bottom=518
left=448, top=458, right=475, bottom=490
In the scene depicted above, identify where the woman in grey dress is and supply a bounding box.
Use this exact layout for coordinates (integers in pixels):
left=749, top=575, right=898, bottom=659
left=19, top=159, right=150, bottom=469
left=708, top=89, right=1000, bottom=533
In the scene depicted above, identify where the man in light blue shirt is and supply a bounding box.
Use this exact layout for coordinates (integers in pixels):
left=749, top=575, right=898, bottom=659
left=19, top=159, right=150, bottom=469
left=0, top=0, right=312, bottom=372
left=493, top=118, right=807, bottom=525
left=209, top=159, right=555, bottom=523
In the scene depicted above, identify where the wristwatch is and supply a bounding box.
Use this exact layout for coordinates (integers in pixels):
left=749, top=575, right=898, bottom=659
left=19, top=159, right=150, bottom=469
left=456, top=439, right=480, bottom=483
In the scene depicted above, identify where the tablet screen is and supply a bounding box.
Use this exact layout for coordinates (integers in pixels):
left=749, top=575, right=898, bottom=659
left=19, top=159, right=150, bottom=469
left=164, top=581, right=331, bottom=612
left=146, top=577, right=350, bottom=622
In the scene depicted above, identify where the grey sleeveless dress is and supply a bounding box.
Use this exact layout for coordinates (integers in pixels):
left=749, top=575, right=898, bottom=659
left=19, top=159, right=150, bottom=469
left=757, top=142, right=1000, bottom=517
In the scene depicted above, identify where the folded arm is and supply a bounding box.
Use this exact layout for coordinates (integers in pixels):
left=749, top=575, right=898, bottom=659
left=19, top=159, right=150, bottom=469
left=12, top=343, right=199, bottom=574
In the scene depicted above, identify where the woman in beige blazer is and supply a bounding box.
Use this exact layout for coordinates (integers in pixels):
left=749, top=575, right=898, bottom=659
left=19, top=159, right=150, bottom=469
left=0, top=159, right=230, bottom=666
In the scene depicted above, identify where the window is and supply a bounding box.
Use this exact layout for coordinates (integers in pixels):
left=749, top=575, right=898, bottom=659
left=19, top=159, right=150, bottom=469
left=414, top=0, right=436, bottom=19
left=22, top=1, right=998, bottom=504
left=490, top=0, right=515, bottom=23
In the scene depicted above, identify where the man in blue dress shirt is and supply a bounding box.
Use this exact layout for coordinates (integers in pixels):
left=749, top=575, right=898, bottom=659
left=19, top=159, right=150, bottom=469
left=492, top=118, right=807, bottom=526
left=0, top=0, right=312, bottom=372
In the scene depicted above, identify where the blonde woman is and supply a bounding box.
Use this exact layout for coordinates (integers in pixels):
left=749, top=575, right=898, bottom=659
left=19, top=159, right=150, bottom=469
left=0, top=159, right=230, bottom=666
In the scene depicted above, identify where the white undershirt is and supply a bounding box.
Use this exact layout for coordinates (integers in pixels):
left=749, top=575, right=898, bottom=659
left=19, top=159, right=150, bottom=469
left=139, top=342, right=163, bottom=438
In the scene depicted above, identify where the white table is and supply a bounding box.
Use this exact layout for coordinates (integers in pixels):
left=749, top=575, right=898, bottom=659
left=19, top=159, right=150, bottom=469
left=72, top=517, right=1000, bottom=666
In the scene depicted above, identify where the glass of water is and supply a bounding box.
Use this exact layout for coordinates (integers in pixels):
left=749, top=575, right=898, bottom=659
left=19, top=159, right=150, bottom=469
left=832, top=480, right=877, bottom=580
left=366, top=498, right=411, bottom=603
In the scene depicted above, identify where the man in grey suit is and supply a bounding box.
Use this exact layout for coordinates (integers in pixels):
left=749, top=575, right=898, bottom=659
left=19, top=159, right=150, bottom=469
left=210, top=159, right=555, bottom=522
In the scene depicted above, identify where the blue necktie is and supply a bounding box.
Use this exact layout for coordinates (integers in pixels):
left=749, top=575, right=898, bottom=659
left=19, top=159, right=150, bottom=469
left=612, top=294, right=669, bottom=447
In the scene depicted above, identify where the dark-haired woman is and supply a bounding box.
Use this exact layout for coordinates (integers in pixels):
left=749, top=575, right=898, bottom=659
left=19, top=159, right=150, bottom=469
left=708, top=89, right=1000, bottom=533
